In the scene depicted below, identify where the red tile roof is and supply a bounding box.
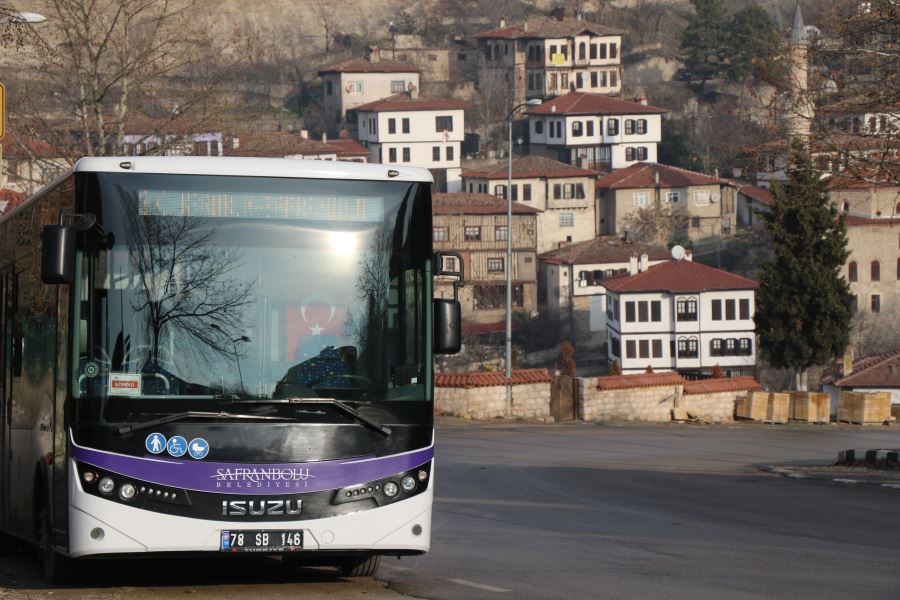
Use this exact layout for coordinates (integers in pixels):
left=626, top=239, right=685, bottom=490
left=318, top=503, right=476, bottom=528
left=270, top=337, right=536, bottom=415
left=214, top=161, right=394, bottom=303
left=600, top=260, right=758, bottom=293
left=352, top=93, right=467, bottom=113
left=843, top=215, right=900, bottom=227
left=731, top=181, right=773, bottom=206
left=826, top=169, right=900, bottom=190
left=539, top=236, right=668, bottom=265
left=526, top=92, right=666, bottom=116
left=435, top=368, right=552, bottom=388
left=829, top=350, right=900, bottom=389
left=433, top=192, right=541, bottom=215
left=682, top=376, right=761, bottom=395
left=463, top=155, right=598, bottom=180
left=226, top=133, right=339, bottom=157
left=318, top=58, right=420, bottom=74
left=596, top=371, right=685, bottom=391
left=2, top=137, right=61, bottom=159
left=596, top=162, right=727, bottom=190
left=474, top=16, right=623, bottom=39
left=327, top=138, right=370, bottom=157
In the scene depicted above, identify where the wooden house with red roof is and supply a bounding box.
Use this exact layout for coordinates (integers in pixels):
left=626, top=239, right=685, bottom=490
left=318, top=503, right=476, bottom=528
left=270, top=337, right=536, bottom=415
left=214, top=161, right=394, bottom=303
left=461, top=155, right=599, bottom=253
left=822, top=350, right=900, bottom=410
left=601, top=256, right=758, bottom=376
left=525, top=92, right=666, bottom=171
left=594, top=162, right=739, bottom=243
left=474, top=10, right=624, bottom=105
left=318, top=49, right=421, bottom=136
left=432, top=192, right=540, bottom=330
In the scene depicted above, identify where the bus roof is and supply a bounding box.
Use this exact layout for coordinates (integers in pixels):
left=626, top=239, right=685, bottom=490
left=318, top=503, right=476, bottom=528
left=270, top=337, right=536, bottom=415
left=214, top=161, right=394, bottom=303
left=73, top=156, right=435, bottom=183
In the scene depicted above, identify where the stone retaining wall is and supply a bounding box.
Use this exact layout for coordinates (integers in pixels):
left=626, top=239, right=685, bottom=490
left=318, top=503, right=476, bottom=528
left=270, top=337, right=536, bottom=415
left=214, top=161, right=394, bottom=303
left=681, top=390, right=745, bottom=422
left=435, top=382, right=551, bottom=420
left=578, top=379, right=682, bottom=421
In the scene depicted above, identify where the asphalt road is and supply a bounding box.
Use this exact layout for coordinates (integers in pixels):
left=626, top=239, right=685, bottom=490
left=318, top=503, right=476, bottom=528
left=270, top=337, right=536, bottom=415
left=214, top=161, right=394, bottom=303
left=2, top=421, right=899, bottom=599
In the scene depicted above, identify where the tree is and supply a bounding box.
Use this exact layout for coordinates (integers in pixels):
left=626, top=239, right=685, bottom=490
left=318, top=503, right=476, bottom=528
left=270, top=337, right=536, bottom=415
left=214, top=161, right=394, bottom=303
left=754, top=144, right=855, bottom=390
left=723, top=6, right=783, bottom=82
left=679, top=0, right=728, bottom=86
left=621, top=203, right=689, bottom=248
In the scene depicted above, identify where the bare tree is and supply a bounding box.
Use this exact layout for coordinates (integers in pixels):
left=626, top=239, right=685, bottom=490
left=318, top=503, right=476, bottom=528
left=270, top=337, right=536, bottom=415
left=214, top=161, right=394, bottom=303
left=622, top=204, right=689, bottom=248
left=473, top=69, right=515, bottom=155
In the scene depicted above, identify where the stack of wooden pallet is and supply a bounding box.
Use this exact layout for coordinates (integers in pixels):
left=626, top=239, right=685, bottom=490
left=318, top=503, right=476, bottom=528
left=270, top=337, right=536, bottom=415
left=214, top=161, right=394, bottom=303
left=837, top=392, right=893, bottom=425
left=790, top=392, right=831, bottom=424
left=735, top=391, right=790, bottom=423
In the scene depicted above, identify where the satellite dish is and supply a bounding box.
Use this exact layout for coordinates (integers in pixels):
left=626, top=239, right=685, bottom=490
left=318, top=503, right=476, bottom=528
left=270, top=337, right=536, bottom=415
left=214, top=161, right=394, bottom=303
left=671, top=245, right=686, bottom=260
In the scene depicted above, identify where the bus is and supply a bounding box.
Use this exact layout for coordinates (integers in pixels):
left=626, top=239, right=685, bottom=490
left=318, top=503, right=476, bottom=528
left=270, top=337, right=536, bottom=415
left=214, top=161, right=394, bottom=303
left=0, top=156, right=462, bottom=582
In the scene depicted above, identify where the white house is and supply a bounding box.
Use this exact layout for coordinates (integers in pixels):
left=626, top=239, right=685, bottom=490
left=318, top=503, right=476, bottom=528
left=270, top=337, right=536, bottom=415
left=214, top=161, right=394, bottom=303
left=603, top=257, right=758, bottom=376
left=318, top=49, right=421, bottom=136
left=538, top=236, right=669, bottom=349
left=353, top=92, right=467, bottom=193
left=526, top=92, right=666, bottom=171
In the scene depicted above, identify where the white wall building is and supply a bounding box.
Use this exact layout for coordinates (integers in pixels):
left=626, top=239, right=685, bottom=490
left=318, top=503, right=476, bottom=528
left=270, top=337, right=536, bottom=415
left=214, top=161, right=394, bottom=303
left=526, top=92, right=665, bottom=171
left=603, top=257, right=758, bottom=376
left=318, top=50, right=421, bottom=136
left=354, top=93, right=467, bottom=193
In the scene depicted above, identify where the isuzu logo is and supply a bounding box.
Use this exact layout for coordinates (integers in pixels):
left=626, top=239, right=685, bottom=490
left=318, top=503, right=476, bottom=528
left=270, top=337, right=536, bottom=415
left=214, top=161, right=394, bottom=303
left=221, top=499, right=302, bottom=517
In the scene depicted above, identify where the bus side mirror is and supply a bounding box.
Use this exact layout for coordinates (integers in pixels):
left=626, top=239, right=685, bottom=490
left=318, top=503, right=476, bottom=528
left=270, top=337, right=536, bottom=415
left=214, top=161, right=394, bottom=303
left=41, top=225, right=75, bottom=284
left=433, top=299, right=461, bottom=355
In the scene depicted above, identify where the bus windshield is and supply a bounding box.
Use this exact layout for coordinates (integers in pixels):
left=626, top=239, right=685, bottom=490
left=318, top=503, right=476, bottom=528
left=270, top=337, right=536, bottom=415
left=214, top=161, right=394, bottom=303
left=73, top=172, right=431, bottom=421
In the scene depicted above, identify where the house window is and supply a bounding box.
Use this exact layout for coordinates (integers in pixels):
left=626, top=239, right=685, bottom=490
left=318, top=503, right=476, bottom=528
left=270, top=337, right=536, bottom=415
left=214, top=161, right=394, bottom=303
left=625, top=301, right=636, bottom=322
left=556, top=121, right=563, bottom=137
left=600, top=44, right=607, bottom=59
left=637, top=119, right=647, bottom=134
left=446, top=146, right=454, bottom=161
left=607, top=118, right=619, bottom=136
left=711, top=299, right=722, bottom=320
left=348, top=81, right=363, bottom=93
left=464, top=226, right=481, bottom=241
left=535, top=121, right=544, bottom=135
left=638, top=301, right=649, bottom=322
left=711, top=339, right=723, bottom=357
left=610, top=43, right=618, bottom=59
left=651, top=300, right=661, bottom=321
left=433, top=146, right=441, bottom=161
left=402, top=118, right=410, bottom=134
left=739, top=298, right=750, bottom=319
left=576, top=72, right=584, bottom=89
left=637, top=147, right=648, bottom=161
left=591, top=71, right=598, bottom=87
left=692, top=217, right=701, bottom=228
left=523, top=184, right=532, bottom=201
left=572, top=121, right=583, bottom=137
left=388, top=118, right=397, bottom=134
left=590, top=43, right=598, bottom=59
left=433, top=227, right=449, bottom=241
left=739, top=338, right=752, bottom=355
left=587, top=121, right=594, bottom=136
left=494, top=184, right=507, bottom=199
left=610, top=69, right=618, bottom=86
left=626, top=148, right=635, bottom=162
left=326, top=80, right=333, bottom=95
left=625, top=120, right=635, bottom=135
left=666, top=191, right=680, bottom=203
left=402, top=147, right=411, bottom=162
left=626, top=340, right=636, bottom=359
left=559, top=212, right=574, bottom=227
left=495, top=226, right=508, bottom=241
left=579, top=42, right=586, bottom=60
left=652, top=339, right=662, bottom=358
left=725, top=338, right=737, bottom=355
left=600, top=70, right=608, bottom=87
left=849, top=261, right=857, bottom=281
left=694, top=190, right=711, bottom=205
left=388, top=148, right=397, bottom=162
left=677, top=337, right=698, bottom=358
left=474, top=284, right=522, bottom=310
left=872, top=294, right=881, bottom=313
left=436, top=116, right=453, bottom=132
left=676, top=298, right=697, bottom=321
left=633, top=192, right=649, bottom=206
left=487, top=258, right=504, bottom=273
left=391, top=80, right=406, bottom=93
left=639, top=340, right=650, bottom=359
left=725, top=299, right=736, bottom=320
left=511, top=184, right=518, bottom=201
left=871, top=260, right=880, bottom=281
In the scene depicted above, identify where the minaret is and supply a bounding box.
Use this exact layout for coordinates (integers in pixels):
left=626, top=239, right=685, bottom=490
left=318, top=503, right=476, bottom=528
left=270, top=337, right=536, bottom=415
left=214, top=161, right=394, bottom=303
left=787, top=2, right=812, bottom=141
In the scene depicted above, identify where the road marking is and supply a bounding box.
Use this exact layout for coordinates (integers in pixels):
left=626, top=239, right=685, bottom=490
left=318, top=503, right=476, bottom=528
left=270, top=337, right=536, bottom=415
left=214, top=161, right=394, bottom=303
left=833, top=478, right=858, bottom=485
left=448, top=578, right=512, bottom=593
left=381, top=564, right=411, bottom=572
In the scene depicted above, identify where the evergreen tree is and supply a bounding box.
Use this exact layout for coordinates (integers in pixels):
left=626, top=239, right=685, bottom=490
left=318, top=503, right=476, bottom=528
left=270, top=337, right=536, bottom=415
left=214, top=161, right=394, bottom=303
left=679, top=0, right=728, bottom=86
left=754, top=145, right=855, bottom=390
left=723, top=6, right=784, bottom=82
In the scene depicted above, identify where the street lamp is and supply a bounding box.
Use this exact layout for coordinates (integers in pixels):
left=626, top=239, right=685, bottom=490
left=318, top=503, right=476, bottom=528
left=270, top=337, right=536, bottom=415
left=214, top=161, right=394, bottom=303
left=505, top=98, right=542, bottom=416
left=210, top=324, right=251, bottom=395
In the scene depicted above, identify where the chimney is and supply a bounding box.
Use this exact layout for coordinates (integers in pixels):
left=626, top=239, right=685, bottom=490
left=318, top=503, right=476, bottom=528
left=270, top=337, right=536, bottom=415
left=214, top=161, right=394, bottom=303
left=843, top=345, right=855, bottom=376
left=639, top=252, right=649, bottom=272
left=322, top=132, right=328, bottom=143
left=408, top=82, right=419, bottom=99
left=628, top=253, right=639, bottom=275
left=654, top=171, right=660, bottom=185
left=300, top=129, right=309, bottom=140
left=684, top=249, right=693, bottom=262
left=368, top=46, right=380, bottom=63
left=523, top=20, right=529, bottom=32
left=499, top=17, right=507, bottom=28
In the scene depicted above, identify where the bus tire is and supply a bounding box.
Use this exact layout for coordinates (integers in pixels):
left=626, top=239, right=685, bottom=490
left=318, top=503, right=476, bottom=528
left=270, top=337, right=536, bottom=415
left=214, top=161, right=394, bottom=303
left=38, top=502, right=72, bottom=584
left=339, top=553, right=380, bottom=577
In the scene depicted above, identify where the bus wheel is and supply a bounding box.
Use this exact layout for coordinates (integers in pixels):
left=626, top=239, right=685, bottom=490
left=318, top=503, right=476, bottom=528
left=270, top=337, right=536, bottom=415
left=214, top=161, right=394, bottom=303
left=339, top=553, right=380, bottom=577
left=38, top=503, right=71, bottom=584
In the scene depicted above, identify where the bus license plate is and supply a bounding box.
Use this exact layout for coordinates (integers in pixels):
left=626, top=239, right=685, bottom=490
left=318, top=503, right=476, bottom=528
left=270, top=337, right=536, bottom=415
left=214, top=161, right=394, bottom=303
left=220, top=530, right=303, bottom=552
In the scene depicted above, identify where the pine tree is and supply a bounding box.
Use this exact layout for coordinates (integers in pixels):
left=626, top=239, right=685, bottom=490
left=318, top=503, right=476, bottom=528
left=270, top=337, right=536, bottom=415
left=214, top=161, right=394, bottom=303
left=679, top=0, right=728, bottom=86
left=754, top=144, right=856, bottom=390
left=723, top=6, right=784, bottom=82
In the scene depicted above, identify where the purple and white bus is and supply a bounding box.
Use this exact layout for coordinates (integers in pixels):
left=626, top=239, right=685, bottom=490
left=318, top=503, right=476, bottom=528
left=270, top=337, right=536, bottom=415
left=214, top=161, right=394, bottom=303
left=0, top=157, right=461, bottom=581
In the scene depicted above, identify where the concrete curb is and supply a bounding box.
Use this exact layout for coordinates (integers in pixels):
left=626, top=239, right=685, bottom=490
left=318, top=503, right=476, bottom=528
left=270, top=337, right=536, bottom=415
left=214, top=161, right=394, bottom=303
left=836, top=449, right=900, bottom=468
left=763, top=465, right=900, bottom=489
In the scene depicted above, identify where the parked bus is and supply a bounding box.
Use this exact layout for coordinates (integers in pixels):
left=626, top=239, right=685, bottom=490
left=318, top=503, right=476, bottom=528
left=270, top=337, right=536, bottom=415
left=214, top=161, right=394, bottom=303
left=0, top=156, right=462, bottom=581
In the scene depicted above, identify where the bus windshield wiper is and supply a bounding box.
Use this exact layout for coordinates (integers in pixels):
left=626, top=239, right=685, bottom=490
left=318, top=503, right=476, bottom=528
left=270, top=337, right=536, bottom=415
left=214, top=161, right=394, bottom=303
left=115, top=411, right=295, bottom=435
left=225, top=397, right=391, bottom=437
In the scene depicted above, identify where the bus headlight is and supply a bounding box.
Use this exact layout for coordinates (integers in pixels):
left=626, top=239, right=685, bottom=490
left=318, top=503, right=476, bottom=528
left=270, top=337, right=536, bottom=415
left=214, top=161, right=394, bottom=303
left=400, top=476, right=416, bottom=493
left=383, top=481, right=399, bottom=498
left=98, top=477, right=115, bottom=495
left=118, top=483, right=136, bottom=501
